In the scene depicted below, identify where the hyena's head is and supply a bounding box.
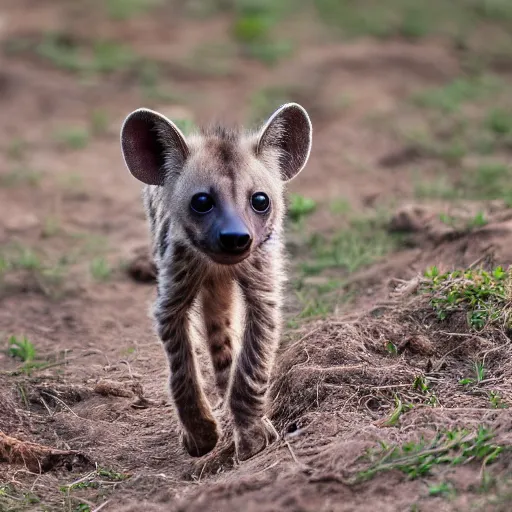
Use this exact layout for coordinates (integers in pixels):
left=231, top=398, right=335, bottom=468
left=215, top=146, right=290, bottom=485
left=120, top=103, right=312, bottom=265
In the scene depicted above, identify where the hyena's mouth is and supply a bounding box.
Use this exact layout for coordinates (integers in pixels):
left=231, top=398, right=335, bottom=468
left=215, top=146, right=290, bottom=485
left=205, top=250, right=251, bottom=266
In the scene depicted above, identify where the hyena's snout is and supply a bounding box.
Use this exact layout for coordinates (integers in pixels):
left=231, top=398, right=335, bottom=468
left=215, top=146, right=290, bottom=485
left=218, top=229, right=252, bottom=254
left=215, top=214, right=252, bottom=257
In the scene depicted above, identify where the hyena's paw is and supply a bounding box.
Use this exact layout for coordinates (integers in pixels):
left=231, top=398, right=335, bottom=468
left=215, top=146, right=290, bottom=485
left=182, top=417, right=220, bottom=458
left=190, top=436, right=236, bottom=478
left=234, top=417, right=278, bottom=462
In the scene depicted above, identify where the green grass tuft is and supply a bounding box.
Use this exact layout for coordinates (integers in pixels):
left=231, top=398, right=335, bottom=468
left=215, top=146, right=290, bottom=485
left=288, top=194, right=316, bottom=223
left=7, top=335, right=36, bottom=362
left=459, top=361, right=486, bottom=386
left=489, top=391, right=508, bottom=409
left=428, top=482, right=456, bottom=497
left=359, top=426, right=505, bottom=482
left=423, top=266, right=511, bottom=330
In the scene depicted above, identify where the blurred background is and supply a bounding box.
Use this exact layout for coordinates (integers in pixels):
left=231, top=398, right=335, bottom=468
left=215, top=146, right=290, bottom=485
left=1, top=0, right=512, bottom=316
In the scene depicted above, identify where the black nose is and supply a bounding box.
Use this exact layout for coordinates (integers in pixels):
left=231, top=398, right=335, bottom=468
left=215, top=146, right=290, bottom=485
left=218, top=231, right=252, bottom=253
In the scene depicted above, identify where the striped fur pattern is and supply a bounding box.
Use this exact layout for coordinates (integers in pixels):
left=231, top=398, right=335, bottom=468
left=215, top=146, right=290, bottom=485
left=120, top=103, right=312, bottom=460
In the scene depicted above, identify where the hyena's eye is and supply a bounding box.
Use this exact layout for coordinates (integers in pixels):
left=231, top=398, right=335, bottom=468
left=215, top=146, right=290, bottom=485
left=251, top=192, right=270, bottom=213
left=191, top=193, right=215, bottom=214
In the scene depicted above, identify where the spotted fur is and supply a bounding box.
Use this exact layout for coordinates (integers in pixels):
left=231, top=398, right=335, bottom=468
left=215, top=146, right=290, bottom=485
left=120, top=103, right=312, bottom=460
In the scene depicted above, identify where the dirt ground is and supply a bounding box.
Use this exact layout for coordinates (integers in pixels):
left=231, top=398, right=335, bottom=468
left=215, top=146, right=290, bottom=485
left=1, top=1, right=512, bottom=511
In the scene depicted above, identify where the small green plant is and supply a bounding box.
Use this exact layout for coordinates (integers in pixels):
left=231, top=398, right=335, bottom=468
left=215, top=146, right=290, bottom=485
left=53, top=127, right=90, bottom=150
left=459, top=361, right=486, bottom=386
left=468, top=211, right=487, bottom=229
left=428, top=481, right=455, bottom=497
left=381, top=396, right=413, bottom=427
left=90, top=258, right=112, bottom=281
left=62, top=466, right=129, bottom=494
left=422, top=266, right=511, bottom=329
left=74, top=504, right=91, bottom=512
left=474, top=361, right=486, bottom=382
left=288, top=194, right=316, bottom=223
left=424, top=265, right=440, bottom=279
left=413, top=372, right=439, bottom=406
left=413, top=376, right=430, bottom=393
left=439, top=213, right=457, bottom=227
left=7, top=335, right=36, bottom=362
left=386, top=341, right=398, bottom=355
left=96, top=467, right=129, bottom=481
left=489, top=391, right=508, bottom=409
left=358, top=426, right=504, bottom=482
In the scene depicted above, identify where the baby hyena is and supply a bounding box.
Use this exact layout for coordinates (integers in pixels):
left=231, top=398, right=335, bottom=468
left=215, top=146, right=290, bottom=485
left=120, top=103, right=312, bottom=461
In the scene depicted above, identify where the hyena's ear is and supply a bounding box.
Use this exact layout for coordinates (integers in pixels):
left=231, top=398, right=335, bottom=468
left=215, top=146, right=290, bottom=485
left=120, top=108, right=189, bottom=186
left=256, top=102, right=312, bottom=182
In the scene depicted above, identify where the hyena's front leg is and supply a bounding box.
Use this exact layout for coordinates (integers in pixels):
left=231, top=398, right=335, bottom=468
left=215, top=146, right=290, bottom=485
left=230, top=257, right=281, bottom=461
left=155, top=243, right=219, bottom=457
left=202, top=276, right=237, bottom=399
